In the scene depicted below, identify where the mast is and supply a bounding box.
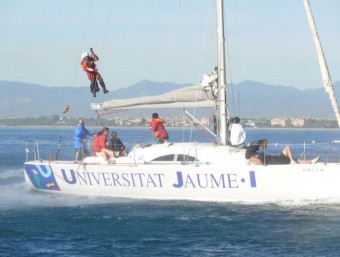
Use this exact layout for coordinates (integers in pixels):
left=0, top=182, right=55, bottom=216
left=303, top=0, right=340, bottom=128
left=216, top=0, right=227, bottom=144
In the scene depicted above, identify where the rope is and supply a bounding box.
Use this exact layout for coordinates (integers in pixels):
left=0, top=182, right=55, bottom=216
left=99, top=0, right=113, bottom=57
left=61, top=11, right=108, bottom=160
left=52, top=1, right=95, bottom=160
left=72, top=0, right=94, bottom=88
left=223, top=3, right=237, bottom=117
left=94, top=110, right=106, bottom=134
left=68, top=0, right=112, bottom=100
left=188, top=0, right=214, bottom=142
left=55, top=126, right=64, bottom=160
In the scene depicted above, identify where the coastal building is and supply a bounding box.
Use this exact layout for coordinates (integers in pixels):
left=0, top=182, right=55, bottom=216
left=290, top=118, right=305, bottom=127
left=271, top=118, right=289, bottom=127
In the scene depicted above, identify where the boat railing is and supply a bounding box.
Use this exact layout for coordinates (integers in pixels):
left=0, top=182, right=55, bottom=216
left=326, top=140, right=340, bottom=164
left=25, top=139, right=340, bottom=164
left=265, top=140, right=340, bottom=164
left=25, top=141, right=40, bottom=162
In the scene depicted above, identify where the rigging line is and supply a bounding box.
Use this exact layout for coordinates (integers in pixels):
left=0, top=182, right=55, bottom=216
left=94, top=110, right=106, bottom=134
left=99, top=0, right=113, bottom=57
left=71, top=0, right=94, bottom=88
left=75, top=0, right=111, bottom=105
left=55, top=110, right=69, bottom=160
left=65, top=0, right=95, bottom=134
left=189, top=0, right=213, bottom=143
left=55, top=124, right=64, bottom=161
left=196, top=0, right=213, bottom=84
left=188, top=115, right=215, bottom=143
left=223, top=2, right=236, bottom=117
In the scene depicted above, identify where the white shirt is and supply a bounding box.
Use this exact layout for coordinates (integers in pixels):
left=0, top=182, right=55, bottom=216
left=229, top=123, right=246, bottom=145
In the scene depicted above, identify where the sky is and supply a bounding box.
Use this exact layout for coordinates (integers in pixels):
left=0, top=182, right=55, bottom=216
left=1, top=0, right=339, bottom=91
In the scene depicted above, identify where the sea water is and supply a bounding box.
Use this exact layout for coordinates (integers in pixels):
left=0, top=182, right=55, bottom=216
left=1, top=127, right=340, bottom=257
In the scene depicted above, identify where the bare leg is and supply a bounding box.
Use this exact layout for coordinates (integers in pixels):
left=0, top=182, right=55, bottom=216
left=281, top=146, right=295, bottom=162
left=101, top=149, right=114, bottom=161
left=297, top=156, right=320, bottom=164
left=249, top=156, right=263, bottom=165
left=282, top=145, right=320, bottom=164
left=296, top=159, right=312, bottom=164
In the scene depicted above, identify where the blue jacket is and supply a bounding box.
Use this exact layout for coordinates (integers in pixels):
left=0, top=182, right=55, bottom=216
left=73, top=124, right=91, bottom=148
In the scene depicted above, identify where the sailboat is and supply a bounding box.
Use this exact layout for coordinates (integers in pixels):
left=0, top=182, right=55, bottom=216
left=24, top=0, right=340, bottom=202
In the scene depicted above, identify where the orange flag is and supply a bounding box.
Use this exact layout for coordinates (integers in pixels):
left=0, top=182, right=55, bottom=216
left=63, top=104, right=70, bottom=113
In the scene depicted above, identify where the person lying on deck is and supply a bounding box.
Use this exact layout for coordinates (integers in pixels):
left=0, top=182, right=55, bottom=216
left=245, top=139, right=320, bottom=165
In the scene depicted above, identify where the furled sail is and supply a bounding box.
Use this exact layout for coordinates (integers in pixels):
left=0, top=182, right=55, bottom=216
left=91, top=71, right=218, bottom=111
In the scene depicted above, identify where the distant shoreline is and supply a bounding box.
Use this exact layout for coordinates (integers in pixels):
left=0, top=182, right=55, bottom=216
left=0, top=125, right=339, bottom=131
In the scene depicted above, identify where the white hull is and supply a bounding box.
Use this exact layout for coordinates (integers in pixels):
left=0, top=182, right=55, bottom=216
left=23, top=0, right=340, bottom=203
left=24, top=143, right=340, bottom=202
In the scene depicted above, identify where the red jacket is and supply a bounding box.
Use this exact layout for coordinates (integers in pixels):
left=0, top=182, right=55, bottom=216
left=150, top=118, right=168, bottom=139
left=92, top=132, right=108, bottom=153
left=81, top=54, right=99, bottom=80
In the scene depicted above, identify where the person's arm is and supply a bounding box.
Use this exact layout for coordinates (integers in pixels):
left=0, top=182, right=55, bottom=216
left=92, top=53, right=99, bottom=61
left=117, top=139, right=126, bottom=150
left=240, top=128, right=246, bottom=143
left=85, top=128, right=91, bottom=137
left=150, top=120, right=158, bottom=132
left=90, top=48, right=99, bottom=61
left=82, top=60, right=96, bottom=73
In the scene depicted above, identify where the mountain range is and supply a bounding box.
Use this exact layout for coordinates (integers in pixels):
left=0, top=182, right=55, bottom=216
left=1, top=80, right=339, bottom=119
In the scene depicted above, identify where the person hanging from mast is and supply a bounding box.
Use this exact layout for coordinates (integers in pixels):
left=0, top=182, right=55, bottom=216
left=81, top=48, right=109, bottom=97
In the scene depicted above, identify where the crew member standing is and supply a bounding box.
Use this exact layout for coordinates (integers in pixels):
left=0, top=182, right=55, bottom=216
left=148, top=113, right=169, bottom=144
left=73, top=119, right=91, bottom=161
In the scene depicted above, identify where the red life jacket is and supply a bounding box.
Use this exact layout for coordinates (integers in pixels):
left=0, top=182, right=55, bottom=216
left=81, top=54, right=99, bottom=80
left=150, top=118, right=168, bottom=138
left=92, top=133, right=108, bottom=153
